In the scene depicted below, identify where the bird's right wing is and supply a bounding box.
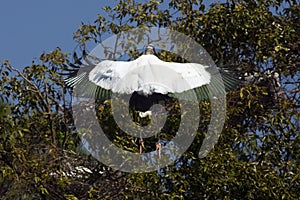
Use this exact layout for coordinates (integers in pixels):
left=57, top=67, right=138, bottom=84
left=65, top=59, right=133, bottom=100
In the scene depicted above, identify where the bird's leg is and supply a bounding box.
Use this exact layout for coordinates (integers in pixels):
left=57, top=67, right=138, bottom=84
left=139, top=138, right=145, bottom=154
left=156, top=138, right=161, bottom=159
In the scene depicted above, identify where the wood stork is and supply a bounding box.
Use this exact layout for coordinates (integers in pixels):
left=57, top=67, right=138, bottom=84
left=65, top=45, right=239, bottom=111
left=65, top=45, right=240, bottom=158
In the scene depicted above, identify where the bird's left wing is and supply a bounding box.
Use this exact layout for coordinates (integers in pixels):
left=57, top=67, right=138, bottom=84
left=154, top=59, right=240, bottom=101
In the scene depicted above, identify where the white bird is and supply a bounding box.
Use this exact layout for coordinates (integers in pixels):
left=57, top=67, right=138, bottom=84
left=65, top=45, right=239, bottom=110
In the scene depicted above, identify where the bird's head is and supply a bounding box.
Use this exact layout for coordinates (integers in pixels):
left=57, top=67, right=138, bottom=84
left=145, top=44, right=155, bottom=55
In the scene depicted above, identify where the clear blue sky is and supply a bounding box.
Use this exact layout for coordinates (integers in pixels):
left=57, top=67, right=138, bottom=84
left=0, top=0, right=223, bottom=69
left=0, top=0, right=114, bottom=68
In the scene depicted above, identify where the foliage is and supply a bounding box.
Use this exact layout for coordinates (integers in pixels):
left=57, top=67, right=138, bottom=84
left=0, top=0, right=299, bottom=199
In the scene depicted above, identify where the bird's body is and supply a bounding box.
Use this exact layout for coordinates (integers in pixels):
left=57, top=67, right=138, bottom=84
left=65, top=45, right=240, bottom=159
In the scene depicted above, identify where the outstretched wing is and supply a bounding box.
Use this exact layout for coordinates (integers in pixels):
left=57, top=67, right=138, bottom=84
left=65, top=54, right=239, bottom=101
left=170, top=66, right=240, bottom=101
left=65, top=62, right=112, bottom=100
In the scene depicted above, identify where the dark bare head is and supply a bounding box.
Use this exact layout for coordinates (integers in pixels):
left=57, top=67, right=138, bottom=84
left=145, top=44, right=155, bottom=55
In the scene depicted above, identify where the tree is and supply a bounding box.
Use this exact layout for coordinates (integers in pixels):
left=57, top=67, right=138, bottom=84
left=0, top=0, right=299, bottom=199
left=0, top=52, right=131, bottom=199
left=72, top=0, right=299, bottom=199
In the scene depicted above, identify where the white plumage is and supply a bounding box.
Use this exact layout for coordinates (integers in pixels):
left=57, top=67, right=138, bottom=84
left=65, top=45, right=239, bottom=103
left=138, top=110, right=152, bottom=118
left=88, top=54, right=211, bottom=95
